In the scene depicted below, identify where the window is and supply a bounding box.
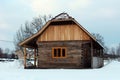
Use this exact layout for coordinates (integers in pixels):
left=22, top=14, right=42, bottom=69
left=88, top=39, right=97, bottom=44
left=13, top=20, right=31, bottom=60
left=52, top=47, right=67, bottom=58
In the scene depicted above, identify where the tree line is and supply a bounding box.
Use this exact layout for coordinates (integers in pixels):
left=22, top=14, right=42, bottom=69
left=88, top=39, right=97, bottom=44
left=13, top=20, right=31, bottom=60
left=0, top=48, right=16, bottom=59
left=92, top=33, right=120, bottom=60
left=106, top=43, right=120, bottom=59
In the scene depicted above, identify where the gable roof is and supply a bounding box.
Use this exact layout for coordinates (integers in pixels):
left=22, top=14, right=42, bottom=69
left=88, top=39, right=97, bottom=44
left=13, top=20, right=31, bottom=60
left=19, top=13, right=103, bottom=48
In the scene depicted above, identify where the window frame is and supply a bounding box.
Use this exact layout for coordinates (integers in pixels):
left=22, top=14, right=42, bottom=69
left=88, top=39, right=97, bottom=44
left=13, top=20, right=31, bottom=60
left=52, top=47, right=67, bottom=58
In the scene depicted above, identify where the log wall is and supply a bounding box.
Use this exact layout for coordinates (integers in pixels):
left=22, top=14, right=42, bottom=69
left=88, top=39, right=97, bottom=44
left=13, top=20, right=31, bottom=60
left=37, top=41, right=91, bottom=69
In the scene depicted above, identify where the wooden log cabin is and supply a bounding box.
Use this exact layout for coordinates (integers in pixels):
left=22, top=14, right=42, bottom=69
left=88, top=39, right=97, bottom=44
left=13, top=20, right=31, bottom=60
left=19, top=13, right=104, bottom=69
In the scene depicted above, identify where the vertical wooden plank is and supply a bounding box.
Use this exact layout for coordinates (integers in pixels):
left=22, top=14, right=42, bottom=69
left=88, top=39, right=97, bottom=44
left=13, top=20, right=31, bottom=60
left=49, top=25, right=53, bottom=41
left=52, top=25, right=54, bottom=40
left=70, top=24, right=74, bottom=40
left=45, top=27, right=48, bottom=41
left=73, top=25, right=75, bottom=40
left=76, top=25, right=79, bottom=40
left=45, top=31, right=47, bottom=41
left=78, top=25, right=80, bottom=40
left=66, top=25, right=70, bottom=40
left=64, top=25, right=67, bottom=40
left=54, top=25, right=57, bottom=40
left=56, top=25, right=58, bottom=40
left=60, top=25, right=64, bottom=40
left=57, top=25, right=60, bottom=40
left=59, top=25, right=62, bottom=40
left=63, top=25, right=66, bottom=40
left=24, top=47, right=27, bottom=68
left=74, top=25, right=79, bottom=40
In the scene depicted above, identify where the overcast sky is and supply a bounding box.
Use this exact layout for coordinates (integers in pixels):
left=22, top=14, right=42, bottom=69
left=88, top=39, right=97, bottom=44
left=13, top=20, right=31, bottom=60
left=0, top=0, right=120, bottom=50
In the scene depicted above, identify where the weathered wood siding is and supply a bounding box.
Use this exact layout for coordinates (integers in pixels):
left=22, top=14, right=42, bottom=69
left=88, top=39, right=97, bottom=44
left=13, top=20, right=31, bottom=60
left=37, top=41, right=91, bottom=69
left=37, top=23, right=91, bottom=42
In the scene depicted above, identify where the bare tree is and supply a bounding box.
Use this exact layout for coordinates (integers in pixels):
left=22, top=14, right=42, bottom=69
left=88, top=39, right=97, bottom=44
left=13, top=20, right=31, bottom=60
left=91, top=33, right=109, bottom=54
left=4, top=48, right=10, bottom=54
left=14, top=15, right=52, bottom=51
left=0, top=48, right=3, bottom=58
left=109, top=47, right=117, bottom=59
left=92, top=33, right=104, bottom=46
left=110, top=47, right=116, bottom=55
left=0, top=48, right=2, bottom=54
left=116, top=43, right=120, bottom=57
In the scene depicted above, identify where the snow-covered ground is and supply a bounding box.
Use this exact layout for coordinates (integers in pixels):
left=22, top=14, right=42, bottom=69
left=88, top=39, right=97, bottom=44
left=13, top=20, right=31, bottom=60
left=0, top=60, right=120, bottom=80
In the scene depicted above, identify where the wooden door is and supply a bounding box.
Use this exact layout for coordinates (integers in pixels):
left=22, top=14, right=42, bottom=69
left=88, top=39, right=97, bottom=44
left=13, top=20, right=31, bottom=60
left=82, top=43, right=91, bottom=68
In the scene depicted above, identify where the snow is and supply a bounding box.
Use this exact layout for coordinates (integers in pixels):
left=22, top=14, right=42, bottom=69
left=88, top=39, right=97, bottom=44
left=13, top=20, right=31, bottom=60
left=0, top=60, right=120, bottom=80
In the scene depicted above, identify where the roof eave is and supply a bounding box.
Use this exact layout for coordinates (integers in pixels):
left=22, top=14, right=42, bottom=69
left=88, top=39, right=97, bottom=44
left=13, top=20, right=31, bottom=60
left=18, top=20, right=51, bottom=47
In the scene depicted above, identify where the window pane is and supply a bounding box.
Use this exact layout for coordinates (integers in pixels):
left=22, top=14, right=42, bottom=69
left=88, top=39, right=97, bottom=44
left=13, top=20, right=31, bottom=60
left=54, top=49, right=57, bottom=57
left=62, top=49, right=65, bottom=57
left=58, top=48, right=61, bottom=57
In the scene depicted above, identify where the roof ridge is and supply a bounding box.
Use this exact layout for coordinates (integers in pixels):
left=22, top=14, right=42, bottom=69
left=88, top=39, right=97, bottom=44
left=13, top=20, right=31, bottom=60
left=51, top=12, right=73, bottom=20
